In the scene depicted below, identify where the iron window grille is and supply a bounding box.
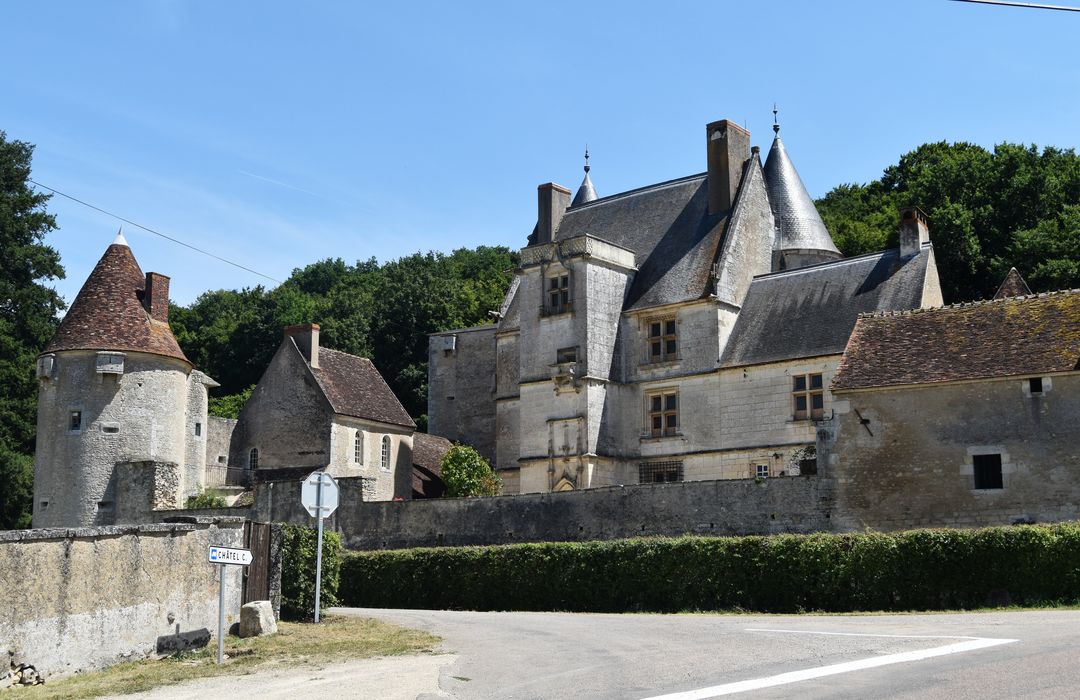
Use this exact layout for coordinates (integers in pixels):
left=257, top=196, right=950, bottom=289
left=640, top=460, right=683, bottom=483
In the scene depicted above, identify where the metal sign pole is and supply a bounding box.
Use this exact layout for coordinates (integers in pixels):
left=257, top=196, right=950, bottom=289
left=217, top=562, right=225, bottom=664
left=314, top=474, right=324, bottom=623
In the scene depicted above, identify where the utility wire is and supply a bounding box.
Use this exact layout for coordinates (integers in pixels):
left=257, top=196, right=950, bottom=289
left=29, top=179, right=283, bottom=283
left=950, top=0, right=1080, bottom=11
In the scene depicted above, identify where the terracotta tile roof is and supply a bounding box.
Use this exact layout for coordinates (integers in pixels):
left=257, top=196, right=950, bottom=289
left=412, top=432, right=451, bottom=498
left=993, top=267, right=1032, bottom=299
left=310, top=347, right=416, bottom=428
left=43, top=243, right=189, bottom=363
left=832, top=290, right=1080, bottom=391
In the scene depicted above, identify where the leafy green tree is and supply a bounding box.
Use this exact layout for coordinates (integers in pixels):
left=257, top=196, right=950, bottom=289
left=816, top=141, right=1080, bottom=302
left=0, top=132, right=65, bottom=529
left=207, top=384, right=255, bottom=419
left=441, top=445, right=501, bottom=497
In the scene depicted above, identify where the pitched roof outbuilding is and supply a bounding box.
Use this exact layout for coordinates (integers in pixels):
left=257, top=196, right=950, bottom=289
left=832, top=290, right=1080, bottom=391
left=311, top=347, right=416, bottom=428
left=43, top=241, right=189, bottom=363
left=411, top=432, right=452, bottom=498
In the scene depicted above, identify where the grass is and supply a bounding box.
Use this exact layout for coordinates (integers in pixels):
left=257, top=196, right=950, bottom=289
left=22, top=615, right=440, bottom=699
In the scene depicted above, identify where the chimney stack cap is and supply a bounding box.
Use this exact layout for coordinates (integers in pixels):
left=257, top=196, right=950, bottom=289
left=284, top=322, right=321, bottom=336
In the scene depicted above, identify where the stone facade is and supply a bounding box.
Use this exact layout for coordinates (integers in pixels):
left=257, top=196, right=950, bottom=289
left=827, top=374, right=1080, bottom=531
left=429, top=119, right=943, bottom=495
left=0, top=518, right=243, bottom=679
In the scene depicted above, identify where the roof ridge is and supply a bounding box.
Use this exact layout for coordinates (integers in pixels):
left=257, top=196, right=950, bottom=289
left=753, top=247, right=899, bottom=282
left=855, top=287, right=1080, bottom=320
left=564, top=172, right=706, bottom=212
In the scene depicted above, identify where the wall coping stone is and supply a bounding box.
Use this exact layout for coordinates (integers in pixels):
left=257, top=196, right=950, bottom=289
left=0, top=518, right=244, bottom=543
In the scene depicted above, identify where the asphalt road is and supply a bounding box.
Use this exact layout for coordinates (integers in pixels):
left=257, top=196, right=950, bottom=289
left=333, top=607, right=1080, bottom=699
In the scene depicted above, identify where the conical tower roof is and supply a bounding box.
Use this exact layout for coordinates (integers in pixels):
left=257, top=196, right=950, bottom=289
left=763, top=130, right=840, bottom=258
left=43, top=235, right=190, bottom=363
left=571, top=148, right=598, bottom=207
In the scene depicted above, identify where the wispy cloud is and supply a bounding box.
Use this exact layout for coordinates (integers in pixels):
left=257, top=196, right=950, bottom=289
left=238, top=169, right=333, bottom=201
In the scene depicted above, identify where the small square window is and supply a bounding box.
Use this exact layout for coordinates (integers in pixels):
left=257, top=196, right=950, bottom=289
left=756, top=464, right=769, bottom=479
left=1029, top=377, right=1043, bottom=394
left=973, top=454, right=1003, bottom=490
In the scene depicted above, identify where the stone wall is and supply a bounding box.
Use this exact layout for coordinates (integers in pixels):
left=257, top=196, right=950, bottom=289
left=828, top=373, right=1080, bottom=531
left=0, top=518, right=244, bottom=679
left=427, top=325, right=498, bottom=463
left=252, top=475, right=834, bottom=550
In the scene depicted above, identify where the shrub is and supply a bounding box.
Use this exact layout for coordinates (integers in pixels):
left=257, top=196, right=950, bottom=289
left=338, top=522, right=1080, bottom=613
left=184, top=489, right=227, bottom=509
left=441, top=445, right=501, bottom=497
left=280, top=523, right=342, bottom=621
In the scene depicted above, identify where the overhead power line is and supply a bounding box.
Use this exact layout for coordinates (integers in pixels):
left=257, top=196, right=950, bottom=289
left=950, top=0, right=1080, bottom=11
left=29, top=179, right=283, bottom=284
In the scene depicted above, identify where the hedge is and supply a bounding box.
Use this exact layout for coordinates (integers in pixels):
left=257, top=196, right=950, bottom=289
left=280, top=523, right=342, bottom=621
left=338, top=522, right=1080, bottom=613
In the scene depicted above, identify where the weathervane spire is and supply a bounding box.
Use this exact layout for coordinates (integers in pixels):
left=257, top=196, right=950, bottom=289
left=773, top=103, right=780, bottom=136
left=584, top=145, right=590, bottom=173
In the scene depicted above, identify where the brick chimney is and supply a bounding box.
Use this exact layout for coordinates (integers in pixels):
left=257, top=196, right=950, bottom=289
left=284, top=323, right=320, bottom=369
left=536, top=183, right=572, bottom=245
left=899, top=206, right=931, bottom=257
left=143, top=272, right=170, bottom=323
left=706, top=120, right=751, bottom=216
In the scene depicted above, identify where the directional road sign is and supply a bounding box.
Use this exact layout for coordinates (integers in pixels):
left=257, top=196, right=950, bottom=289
left=301, top=471, right=339, bottom=517
left=207, top=546, right=253, bottom=566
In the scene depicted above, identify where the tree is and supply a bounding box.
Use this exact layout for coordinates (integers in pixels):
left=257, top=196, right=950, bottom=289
left=440, top=445, right=501, bottom=497
left=816, top=141, right=1080, bottom=302
left=0, top=132, right=65, bottom=529
left=207, top=384, right=255, bottom=419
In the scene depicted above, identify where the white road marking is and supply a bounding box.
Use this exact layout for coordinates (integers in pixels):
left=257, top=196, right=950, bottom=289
left=640, top=629, right=1018, bottom=700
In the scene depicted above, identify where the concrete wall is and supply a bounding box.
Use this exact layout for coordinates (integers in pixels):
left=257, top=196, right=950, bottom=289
left=34, top=350, right=192, bottom=528
left=253, top=475, right=833, bottom=550
left=0, top=518, right=244, bottom=679
left=828, top=373, right=1080, bottom=531
left=427, top=325, right=498, bottom=463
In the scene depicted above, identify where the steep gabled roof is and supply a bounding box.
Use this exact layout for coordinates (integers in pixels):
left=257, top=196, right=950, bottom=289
left=555, top=174, right=728, bottom=311
left=43, top=240, right=189, bottom=363
left=311, top=347, right=415, bottom=428
left=720, top=247, right=933, bottom=367
left=832, top=290, right=1080, bottom=391
left=993, top=267, right=1032, bottom=299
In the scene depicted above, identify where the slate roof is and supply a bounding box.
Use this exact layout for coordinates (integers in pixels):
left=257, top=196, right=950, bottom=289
left=720, top=247, right=933, bottom=367
left=993, top=267, right=1032, bottom=299
left=763, top=135, right=840, bottom=256
left=310, top=347, right=416, bottom=428
left=832, top=290, right=1080, bottom=391
left=44, top=241, right=190, bottom=363
left=571, top=170, right=598, bottom=207
left=556, top=173, right=728, bottom=311
left=411, top=432, right=452, bottom=498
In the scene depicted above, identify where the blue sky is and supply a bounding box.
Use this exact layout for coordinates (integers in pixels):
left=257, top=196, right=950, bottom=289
left=4, top=0, right=1079, bottom=307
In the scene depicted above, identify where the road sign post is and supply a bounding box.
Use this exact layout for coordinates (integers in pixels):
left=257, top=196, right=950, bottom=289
left=301, top=471, right=339, bottom=623
left=207, top=545, right=253, bottom=664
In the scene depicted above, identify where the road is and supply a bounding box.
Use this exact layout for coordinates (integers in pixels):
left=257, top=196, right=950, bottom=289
left=334, top=607, right=1080, bottom=699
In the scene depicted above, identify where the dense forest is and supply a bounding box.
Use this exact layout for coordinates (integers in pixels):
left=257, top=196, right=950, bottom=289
left=2, top=137, right=1080, bottom=528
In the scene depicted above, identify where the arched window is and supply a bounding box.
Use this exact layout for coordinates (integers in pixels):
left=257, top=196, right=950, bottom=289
left=381, top=436, right=392, bottom=471
left=354, top=432, right=364, bottom=464
left=249, top=447, right=259, bottom=470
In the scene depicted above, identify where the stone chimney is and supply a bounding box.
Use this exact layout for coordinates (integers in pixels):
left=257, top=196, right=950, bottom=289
left=706, top=120, right=751, bottom=216
left=899, top=206, right=931, bottom=257
left=285, top=323, right=320, bottom=369
left=143, top=272, right=170, bottom=323
left=536, top=183, right=572, bottom=245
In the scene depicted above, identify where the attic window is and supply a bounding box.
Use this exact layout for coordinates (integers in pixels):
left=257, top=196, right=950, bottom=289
left=1029, top=377, right=1044, bottom=395
left=95, top=352, right=125, bottom=375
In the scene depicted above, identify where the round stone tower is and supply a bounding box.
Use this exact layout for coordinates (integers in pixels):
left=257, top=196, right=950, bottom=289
left=32, top=232, right=199, bottom=527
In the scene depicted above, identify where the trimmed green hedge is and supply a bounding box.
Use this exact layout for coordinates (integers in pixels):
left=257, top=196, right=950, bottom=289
left=280, top=523, right=342, bottom=621
left=338, top=523, right=1080, bottom=613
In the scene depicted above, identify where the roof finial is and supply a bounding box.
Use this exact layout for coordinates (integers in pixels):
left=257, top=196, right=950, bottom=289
left=773, top=103, right=780, bottom=135
left=584, top=145, right=590, bottom=174
left=112, top=226, right=128, bottom=247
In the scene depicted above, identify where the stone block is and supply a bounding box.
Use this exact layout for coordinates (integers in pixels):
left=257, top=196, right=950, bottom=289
left=239, top=600, right=278, bottom=638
